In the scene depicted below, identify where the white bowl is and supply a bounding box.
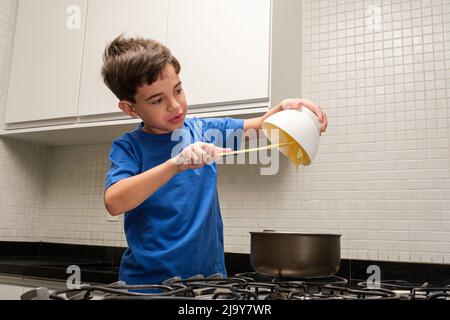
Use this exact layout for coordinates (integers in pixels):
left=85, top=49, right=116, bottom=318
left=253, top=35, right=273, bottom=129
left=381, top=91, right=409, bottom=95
left=261, top=108, right=321, bottom=166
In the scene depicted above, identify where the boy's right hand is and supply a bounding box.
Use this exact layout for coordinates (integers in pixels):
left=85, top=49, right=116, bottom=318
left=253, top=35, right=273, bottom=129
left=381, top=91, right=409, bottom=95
left=171, top=142, right=232, bottom=172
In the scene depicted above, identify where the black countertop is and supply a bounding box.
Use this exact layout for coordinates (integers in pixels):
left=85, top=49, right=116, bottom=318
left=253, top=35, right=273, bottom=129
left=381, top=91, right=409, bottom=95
left=0, top=242, right=122, bottom=284
left=1, top=241, right=450, bottom=285
left=0, top=241, right=254, bottom=284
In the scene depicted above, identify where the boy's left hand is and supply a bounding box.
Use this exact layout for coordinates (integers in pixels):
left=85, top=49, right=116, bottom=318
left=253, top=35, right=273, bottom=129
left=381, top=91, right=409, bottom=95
left=279, top=98, right=328, bottom=135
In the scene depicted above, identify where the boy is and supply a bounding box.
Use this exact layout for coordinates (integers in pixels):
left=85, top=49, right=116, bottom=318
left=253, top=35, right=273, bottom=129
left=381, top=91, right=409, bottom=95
left=102, top=35, right=327, bottom=285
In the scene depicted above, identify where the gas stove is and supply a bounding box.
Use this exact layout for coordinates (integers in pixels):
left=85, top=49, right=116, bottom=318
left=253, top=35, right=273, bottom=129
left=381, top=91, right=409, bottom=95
left=20, top=272, right=450, bottom=300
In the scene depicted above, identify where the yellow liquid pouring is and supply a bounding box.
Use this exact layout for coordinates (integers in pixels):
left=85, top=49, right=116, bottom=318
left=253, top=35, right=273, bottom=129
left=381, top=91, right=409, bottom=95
left=217, top=125, right=310, bottom=167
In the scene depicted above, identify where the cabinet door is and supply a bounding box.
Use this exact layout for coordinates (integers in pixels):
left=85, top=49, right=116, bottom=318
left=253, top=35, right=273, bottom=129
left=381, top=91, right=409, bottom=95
left=77, top=0, right=169, bottom=118
left=0, top=284, right=24, bottom=300
left=6, top=0, right=87, bottom=124
left=167, top=0, right=271, bottom=109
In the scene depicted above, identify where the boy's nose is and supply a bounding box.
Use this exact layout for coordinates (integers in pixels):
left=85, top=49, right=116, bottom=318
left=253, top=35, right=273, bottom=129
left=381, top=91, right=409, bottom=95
left=167, top=97, right=182, bottom=112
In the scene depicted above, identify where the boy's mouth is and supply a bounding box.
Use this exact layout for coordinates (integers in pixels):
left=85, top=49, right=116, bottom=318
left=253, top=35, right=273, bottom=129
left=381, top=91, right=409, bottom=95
left=168, top=113, right=185, bottom=124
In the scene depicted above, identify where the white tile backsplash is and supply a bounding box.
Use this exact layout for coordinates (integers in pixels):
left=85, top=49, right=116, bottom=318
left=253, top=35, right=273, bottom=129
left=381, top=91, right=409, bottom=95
left=38, top=144, right=124, bottom=246
left=296, top=0, right=450, bottom=263
left=0, top=0, right=449, bottom=264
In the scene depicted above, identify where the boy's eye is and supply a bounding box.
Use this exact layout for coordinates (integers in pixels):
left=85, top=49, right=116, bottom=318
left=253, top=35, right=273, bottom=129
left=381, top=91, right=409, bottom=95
left=151, top=98, right=162, bottom=105
left=176, top=88, right=183, bottom=94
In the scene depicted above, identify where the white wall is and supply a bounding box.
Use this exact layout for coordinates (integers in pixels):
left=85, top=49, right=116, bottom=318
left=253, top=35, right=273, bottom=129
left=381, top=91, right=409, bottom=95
left=1, top=0, right=450, bottom=264
left=0, top=0, right=50, bottom=242
left=36, top=144, right=123, bottom=246
left=282, top=0, right=449, bottom=263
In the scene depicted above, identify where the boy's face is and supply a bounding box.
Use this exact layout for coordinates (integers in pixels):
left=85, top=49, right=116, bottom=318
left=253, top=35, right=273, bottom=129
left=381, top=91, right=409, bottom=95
left=119, top=63, right=188, bottom=134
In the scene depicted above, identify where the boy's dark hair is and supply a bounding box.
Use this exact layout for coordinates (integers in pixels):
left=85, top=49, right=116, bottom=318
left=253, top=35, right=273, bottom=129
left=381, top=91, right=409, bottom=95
left=101, top=34, right=181, bottom=103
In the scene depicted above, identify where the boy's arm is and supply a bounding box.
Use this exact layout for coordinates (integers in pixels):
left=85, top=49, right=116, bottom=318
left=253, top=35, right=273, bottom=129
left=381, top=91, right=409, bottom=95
left=243, top=98, right=328, bottom=134
left=104, top=142, right=230, bottom=216
left=243, top=104, right=283, bottom=133
left=104, top=159, right=179, bottom=216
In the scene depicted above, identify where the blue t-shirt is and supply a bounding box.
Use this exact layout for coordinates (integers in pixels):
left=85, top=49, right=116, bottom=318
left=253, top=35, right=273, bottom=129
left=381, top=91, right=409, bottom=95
left=105, top=117, right=244, bottom=285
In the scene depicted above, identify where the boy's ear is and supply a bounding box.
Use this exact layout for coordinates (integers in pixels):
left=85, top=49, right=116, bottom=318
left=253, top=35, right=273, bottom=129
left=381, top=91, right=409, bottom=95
left=118, top=101, right=139, bottom=118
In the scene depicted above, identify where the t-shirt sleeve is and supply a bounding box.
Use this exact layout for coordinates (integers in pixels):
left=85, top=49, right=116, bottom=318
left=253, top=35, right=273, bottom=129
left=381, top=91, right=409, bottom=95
left=200, top=117, right=244, bottom=151
left=105, top=137, right=140, bottom=191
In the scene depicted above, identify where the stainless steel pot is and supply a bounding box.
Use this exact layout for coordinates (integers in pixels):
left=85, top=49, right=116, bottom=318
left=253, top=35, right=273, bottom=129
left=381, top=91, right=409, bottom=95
left=250, top=231, right=341, bottom=278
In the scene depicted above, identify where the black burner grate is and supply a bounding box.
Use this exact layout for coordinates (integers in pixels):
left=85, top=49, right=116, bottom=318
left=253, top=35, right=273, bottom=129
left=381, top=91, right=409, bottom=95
left=20, top=273, right=450, bottom=300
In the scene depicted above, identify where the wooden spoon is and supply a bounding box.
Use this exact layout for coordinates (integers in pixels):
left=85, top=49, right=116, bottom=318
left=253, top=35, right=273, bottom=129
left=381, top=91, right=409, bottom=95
left=217, top=142, right=295, bottom=157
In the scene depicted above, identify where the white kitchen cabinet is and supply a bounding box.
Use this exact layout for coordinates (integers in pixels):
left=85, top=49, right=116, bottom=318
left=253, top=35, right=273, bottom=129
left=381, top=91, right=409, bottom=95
left=0, top=283, right=24, bottom=300
left=2, top=0, right=302, bottom=146
left=0, top=275, right=67, bottom=300
left=5, top=0, right=87, bottom=126
left=167, top=0, right=271, bottom=112
left=77, top=0, right=169, bottom=119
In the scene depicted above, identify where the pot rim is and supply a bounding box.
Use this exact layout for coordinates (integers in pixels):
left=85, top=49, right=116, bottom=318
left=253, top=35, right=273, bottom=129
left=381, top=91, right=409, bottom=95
left=250, top=231, right=342, bottom=237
